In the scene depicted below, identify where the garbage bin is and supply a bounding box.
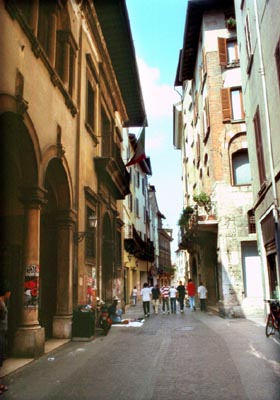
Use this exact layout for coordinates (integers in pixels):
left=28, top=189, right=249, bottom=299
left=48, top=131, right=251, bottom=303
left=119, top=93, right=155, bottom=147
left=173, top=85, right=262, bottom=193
left=72, top=306, right=95, bottom=341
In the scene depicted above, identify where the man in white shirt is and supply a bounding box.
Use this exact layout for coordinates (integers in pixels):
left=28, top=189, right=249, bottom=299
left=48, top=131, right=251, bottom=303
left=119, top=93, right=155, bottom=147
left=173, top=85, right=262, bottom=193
left=169, top=286, right=178, bottom=314
left=197, top=282, right=208, bottom=311
left=140, top=282, right=151, bottom=317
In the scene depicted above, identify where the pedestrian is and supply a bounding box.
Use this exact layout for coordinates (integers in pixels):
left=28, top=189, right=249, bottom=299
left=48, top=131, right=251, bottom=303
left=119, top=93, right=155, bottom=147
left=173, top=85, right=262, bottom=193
left=187, top=278, right=196, bottom=311
left=176, top=281, right=186, bottom=313
left=140, top=283, right=151, bottom=317
left=169, top=285, right=178, bottom=314
left=151, top=284, right=161, bottom=314
left=160, top=281, right=170, bottom=314
left=0, top=284, right=11, bottom=395
left=131, top=286, right=138, bottom=306
left=197, top=282, right=208, bottom=311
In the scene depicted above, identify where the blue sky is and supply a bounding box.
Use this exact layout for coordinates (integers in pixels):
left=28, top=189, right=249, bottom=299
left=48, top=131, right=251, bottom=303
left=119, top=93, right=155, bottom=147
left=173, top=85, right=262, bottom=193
left=126, top=0, right=187, bottom=259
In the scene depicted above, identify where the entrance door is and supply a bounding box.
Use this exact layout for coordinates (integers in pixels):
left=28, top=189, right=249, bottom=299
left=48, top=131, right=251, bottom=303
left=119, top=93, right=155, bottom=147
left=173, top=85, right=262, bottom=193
left=241, top=241, right=262, bottom=298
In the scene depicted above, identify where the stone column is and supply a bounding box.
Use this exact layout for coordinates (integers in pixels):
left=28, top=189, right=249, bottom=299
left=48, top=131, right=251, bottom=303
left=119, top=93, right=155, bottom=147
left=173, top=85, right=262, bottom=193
left=52, top=209, right=76, bottom=338
left=13, top=187, right=47, bottom=358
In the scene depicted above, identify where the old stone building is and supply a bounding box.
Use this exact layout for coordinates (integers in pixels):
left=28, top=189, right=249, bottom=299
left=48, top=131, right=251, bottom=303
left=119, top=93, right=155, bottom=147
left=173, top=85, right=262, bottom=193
left=235, top=0, right=280, bottom=301
left=174, top=0, right=263, bottom=318
left=0, top=0, right=146, bottom=358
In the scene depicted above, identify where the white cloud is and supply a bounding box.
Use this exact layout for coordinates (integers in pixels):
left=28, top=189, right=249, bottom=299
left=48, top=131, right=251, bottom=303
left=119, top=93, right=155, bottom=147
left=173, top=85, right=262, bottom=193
left=137, top=57, right=180, bottom=119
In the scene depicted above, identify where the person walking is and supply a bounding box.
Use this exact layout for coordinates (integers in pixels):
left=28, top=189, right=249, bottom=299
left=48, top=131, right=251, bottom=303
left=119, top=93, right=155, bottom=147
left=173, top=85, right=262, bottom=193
left=140, top=283, right=151, bottom=317
left=198, top=282, right=208, bottom=311
left=160, top=282, right=170, bottom=314
left=131, top=286, right=138, bottom=306
left=0, top=284, right=11, bottom=395
left=151, top=284, right=161, bottom=314
left=187, top=278, right=196, bottom=311
left=176, top=281, right=186, bottom=313
left=169, top=286, right=178, bottom=314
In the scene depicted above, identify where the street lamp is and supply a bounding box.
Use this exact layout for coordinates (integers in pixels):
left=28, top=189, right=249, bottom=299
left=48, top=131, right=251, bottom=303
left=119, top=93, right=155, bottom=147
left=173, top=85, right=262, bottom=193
left=74, top=213, right=97, bottom=243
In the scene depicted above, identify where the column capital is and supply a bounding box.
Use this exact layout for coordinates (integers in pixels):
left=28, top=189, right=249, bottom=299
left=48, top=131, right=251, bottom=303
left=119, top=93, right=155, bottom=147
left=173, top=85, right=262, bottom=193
left=56, top=209, right=77, bottom=228
left=19, top=186, right=48, bottom=208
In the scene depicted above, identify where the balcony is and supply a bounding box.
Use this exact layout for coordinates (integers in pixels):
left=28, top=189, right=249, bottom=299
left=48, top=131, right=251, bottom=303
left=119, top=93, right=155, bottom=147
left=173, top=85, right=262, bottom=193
left=94, top=141, right=130, bottom=200
left=124, top=226, right=154, bottom=262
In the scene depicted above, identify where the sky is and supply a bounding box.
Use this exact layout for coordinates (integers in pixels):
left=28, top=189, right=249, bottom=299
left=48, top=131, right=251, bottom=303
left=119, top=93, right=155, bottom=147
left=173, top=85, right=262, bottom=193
left=126, top=0, right=187, bottom=260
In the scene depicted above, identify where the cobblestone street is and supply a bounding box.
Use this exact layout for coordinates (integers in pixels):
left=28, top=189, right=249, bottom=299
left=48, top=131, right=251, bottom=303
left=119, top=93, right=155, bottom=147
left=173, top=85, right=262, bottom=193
left=2, top=303, right=280, bottom=400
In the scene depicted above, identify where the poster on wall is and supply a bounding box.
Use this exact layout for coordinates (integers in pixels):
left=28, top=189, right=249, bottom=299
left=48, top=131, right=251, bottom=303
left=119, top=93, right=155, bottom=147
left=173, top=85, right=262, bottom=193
left=24, top=264, right=39, bottom=308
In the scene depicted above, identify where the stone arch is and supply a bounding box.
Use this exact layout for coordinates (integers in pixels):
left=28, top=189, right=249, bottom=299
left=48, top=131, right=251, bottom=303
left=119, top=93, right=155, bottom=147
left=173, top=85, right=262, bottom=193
left=0, top=110, right=39, bottom=355
left=40, top=145, right=74, bottom=208
left=39, top=157, right=74, bottom=338
left=102, top=212, right=114, bottom=302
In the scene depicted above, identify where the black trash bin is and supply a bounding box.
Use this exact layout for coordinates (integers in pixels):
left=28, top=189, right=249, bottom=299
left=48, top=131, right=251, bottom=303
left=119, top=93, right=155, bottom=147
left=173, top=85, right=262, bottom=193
left=72, top=306, right=95, bottom=341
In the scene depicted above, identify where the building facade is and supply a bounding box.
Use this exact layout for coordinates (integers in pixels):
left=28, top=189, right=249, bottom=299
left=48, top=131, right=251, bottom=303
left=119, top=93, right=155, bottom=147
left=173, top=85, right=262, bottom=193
left=123, top=131, right=155, bottom=303
left=174, top=0, right=263, bottom=318
left=0, top=0, right=146, bottom=358
left=235, top=0, right=280, bottom=301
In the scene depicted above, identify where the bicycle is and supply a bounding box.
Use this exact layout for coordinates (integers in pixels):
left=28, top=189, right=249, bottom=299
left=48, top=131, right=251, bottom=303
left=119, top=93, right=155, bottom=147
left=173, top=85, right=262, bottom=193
left=264, top=299, right=280, bottom=338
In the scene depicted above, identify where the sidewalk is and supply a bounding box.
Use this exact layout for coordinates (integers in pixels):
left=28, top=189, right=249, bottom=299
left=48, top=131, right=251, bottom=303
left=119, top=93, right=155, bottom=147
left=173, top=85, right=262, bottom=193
left=0, top=303, right=143, bottom=379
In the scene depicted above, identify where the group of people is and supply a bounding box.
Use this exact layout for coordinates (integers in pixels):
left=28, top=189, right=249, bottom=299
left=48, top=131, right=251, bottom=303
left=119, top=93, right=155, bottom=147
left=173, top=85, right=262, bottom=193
left=138, top=279, right=207, bottom=317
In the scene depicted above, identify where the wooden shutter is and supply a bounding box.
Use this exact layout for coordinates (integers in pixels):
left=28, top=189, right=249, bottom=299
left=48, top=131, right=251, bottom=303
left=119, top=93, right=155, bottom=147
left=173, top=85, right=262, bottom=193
left=220, top=88, right=231, bottom=121
left=253, top=107, right=266, bottom=185
left=218, top=37, right=227, bottom=66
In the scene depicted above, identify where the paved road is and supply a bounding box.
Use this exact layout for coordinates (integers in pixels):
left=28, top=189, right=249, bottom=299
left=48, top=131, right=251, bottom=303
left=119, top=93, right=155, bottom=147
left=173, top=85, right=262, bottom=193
left=2, top=304, right=280, bottom=400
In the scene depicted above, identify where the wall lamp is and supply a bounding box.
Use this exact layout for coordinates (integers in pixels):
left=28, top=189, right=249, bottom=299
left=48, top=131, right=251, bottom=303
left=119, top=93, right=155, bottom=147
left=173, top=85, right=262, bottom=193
left=74, top=214, right=97, bottom=243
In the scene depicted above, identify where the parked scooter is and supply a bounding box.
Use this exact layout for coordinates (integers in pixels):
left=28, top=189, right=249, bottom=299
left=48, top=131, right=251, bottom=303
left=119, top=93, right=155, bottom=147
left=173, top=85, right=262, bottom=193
left=98, top=301, right=112, bottom=335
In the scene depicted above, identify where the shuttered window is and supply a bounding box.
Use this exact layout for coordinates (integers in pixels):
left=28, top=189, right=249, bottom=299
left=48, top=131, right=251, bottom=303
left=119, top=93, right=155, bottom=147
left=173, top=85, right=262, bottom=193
left=221, top=88, right=231, bottom=121
left=253, top=106, right=266, bottom=185
left=221, top=87, right=244, bottom=122
left=218, top=38, right=239, bottom=65
left=218, top=37, right=227, bottom=65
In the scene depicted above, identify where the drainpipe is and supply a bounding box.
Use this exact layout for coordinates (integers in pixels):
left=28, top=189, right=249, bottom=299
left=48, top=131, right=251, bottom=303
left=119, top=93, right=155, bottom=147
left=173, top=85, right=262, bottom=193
left=254, top=0, right=280, bottom=295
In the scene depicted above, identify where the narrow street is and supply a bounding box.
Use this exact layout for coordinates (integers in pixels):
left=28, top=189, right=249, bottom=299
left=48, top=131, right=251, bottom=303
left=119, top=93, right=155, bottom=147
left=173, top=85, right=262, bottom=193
left=2, top=304, right=280, bottom=400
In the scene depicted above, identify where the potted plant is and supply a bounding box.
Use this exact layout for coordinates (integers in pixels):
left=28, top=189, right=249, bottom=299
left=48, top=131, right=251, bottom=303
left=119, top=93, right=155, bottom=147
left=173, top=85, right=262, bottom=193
left=226, top=17, right=236, bottom=30
left=193, top=192, right=213, bottom=215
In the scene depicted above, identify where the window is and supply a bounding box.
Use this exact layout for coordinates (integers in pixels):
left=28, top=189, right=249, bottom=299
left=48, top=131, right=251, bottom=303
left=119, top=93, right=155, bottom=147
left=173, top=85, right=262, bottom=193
left=232, top=150, right=251, bottom=185
left=135, top=198, right=140, bottom=218
left=218, top=38, right=239, bottom=66
left=136, top=171, right=140, bottom=188
left=244, top=13, right=254, bottom=73
left=202, top=97, right=210, bottom=139
left=275, top=38, right=280, bottom=90
left=128, top=194, right=133, bottom=212
left=85, top=207, right=96, bottom=259
left=221, top=87, right=245, bottom=122
left=253, top=106, right=266, bottom=185
left=142, top=177, right=145, bottom=195
left=247, top=210, right=256, bottom=234
left=86, top=80, right=95, bottom=131
left=231, top=89, right=244, bottom=120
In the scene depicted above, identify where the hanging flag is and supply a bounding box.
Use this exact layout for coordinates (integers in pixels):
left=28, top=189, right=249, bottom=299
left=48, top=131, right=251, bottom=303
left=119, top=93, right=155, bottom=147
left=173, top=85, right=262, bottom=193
left=126, top=127, right=146, bottom=167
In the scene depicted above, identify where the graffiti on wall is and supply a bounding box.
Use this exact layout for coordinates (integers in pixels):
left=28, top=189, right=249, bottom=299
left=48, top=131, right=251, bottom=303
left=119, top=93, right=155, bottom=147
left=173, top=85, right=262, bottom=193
left=24, top=264, right=39, bottom=308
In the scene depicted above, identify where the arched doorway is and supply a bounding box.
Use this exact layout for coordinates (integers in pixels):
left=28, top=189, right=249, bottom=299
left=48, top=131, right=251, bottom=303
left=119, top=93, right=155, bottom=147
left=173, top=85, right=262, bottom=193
left=0, top=111, right=38, bottom=355
left=102, top=213, right=113, bottom=302
left=40, top=158, right=71, bottom=338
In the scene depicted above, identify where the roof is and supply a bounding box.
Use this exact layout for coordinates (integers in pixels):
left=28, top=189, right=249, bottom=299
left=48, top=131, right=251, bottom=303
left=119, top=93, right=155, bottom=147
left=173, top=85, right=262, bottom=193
left=94, top=0, right=147, bottom=127
left=174, top=0, right=234, bottom=85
